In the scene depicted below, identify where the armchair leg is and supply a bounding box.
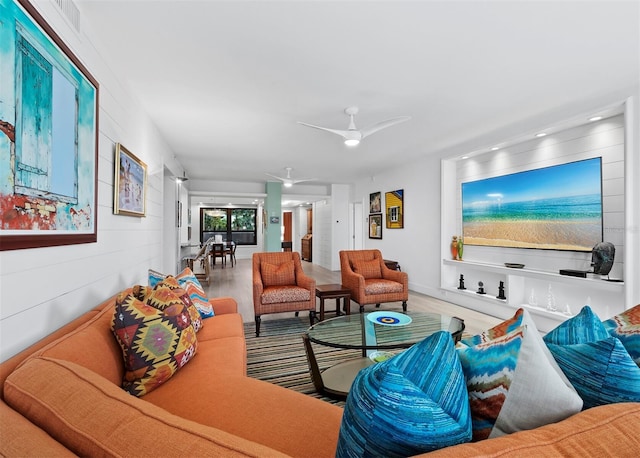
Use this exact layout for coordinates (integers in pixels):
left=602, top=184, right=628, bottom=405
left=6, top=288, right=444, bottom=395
left=402, top=301, right=407, bottom=312
left=309, top=311, right=316, bottom=327
left=255, top=315, right=261, bottom=337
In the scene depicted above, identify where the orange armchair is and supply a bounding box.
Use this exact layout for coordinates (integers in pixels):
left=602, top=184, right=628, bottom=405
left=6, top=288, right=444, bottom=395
left=339, top=249, right=408, bottom=313
left=252, top=252, right=317, bottom=336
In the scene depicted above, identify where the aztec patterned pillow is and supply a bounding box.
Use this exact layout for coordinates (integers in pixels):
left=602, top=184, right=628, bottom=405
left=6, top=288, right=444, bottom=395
left=352, top=259, right=381, bottom=279
left=153, top=277, right=203, bottom=333
left=544, top=305, right=640, bottom=408
left=260, top=260, right=295, bottom=287
left=111, top=289, right=198, bottom=397
left=175, top=267, right=215, bottom=318
left=602, top=304, right=640, bottom=366
left=458, top=322, right=582, bottom=441
left=336, top=331, right=471, bottom=457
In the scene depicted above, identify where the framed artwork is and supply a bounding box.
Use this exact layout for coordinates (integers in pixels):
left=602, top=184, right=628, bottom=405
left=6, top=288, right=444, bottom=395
left=369, top=214, right=382, bottom=239
left=369, top=191, right=382, bottom=214
left=385, top=189, right=404, bottom=229
left=0, top=0, right=99, bottom=251
left=114, top=144, right=147, bottom=217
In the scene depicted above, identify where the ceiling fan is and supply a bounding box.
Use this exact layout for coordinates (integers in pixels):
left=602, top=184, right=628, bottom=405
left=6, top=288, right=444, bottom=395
left=298, top=106, right=411, bottom=146
left=265, top=167, right=316, bottom=188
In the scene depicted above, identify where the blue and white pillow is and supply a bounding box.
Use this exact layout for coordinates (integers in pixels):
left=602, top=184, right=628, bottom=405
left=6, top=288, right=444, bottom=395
left=544, top=306, right=640, bottom=408
left=458, top=320, right=582, bottom=441
left=336, top=331, right=471, bottom=457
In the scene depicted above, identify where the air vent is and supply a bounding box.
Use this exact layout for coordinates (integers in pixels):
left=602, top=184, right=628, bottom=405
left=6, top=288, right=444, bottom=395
left=54, top=0, right=80, bottom=32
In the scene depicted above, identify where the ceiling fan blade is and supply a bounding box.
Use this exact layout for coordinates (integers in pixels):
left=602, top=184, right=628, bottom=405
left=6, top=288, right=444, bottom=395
left=297, top=121, right=350, bottom=139
left=292, top=178, right=317, bottom=184
left=265, top=173, right=285, bottom=181
left=360, top=116, right=411, bottom=139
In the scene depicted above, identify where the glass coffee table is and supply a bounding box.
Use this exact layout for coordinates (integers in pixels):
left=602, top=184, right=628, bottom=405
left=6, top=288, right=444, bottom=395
left=302, top=311, right=465, bottom=399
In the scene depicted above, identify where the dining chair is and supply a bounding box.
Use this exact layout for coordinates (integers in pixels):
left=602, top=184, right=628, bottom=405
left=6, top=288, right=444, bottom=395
left=225, top=241, right=236, bottom=267
left=210, top=242, right=226, bottom=268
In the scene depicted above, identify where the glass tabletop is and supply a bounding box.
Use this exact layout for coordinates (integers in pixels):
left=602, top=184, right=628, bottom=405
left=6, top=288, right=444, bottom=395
left=306, top=311, right=464, bottom=350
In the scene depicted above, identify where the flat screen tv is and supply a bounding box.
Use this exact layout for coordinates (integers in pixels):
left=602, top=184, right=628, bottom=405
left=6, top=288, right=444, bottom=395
left=461, top=157, right=603, bottom=252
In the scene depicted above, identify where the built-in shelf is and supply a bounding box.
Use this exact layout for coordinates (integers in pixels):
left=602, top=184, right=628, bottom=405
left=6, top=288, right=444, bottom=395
left=441, top=258, right=625, bottom=332
left=443, top=259, right=624, bottom=292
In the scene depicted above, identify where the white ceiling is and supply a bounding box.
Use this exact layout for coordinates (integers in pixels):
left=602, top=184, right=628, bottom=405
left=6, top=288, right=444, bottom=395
left=78, top=0, right=639, bottom=196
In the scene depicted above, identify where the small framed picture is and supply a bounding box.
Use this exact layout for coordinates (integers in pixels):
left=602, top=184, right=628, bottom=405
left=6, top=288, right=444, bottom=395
left=385, top=189, right=404, bottom=228
left=369, top=214, right=382, bottom=239
left=369, top=191, right=382, bottom=213
left=114, top=143, right=147, bottom=217
left=270, top=216, right=280, bottom=224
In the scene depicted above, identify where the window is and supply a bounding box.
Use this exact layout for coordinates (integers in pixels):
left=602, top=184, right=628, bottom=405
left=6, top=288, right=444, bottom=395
left=389, top=206, right=400, bottom=223
left=201, top=208, right=257, bottom=245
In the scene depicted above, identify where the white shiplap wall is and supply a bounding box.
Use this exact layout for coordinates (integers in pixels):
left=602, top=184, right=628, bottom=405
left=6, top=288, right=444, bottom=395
left=440, top=115, right=627, bottom=327
left=455, top=115, right=625, bottom=278
left=0, top=1, right=179, bottom=361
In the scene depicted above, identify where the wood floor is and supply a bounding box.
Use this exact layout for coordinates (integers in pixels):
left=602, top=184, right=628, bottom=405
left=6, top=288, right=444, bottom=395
left=202, top=258, right=502, bottom=336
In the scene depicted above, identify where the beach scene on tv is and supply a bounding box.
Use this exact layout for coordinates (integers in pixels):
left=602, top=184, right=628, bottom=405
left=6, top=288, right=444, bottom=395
left=462, top=158, right=603, bottom=252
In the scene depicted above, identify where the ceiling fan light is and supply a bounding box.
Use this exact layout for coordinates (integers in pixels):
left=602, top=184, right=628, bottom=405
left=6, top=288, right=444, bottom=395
left=344, top=138, right=360, bottom=146
left=284, top=181, right=293, bottom=188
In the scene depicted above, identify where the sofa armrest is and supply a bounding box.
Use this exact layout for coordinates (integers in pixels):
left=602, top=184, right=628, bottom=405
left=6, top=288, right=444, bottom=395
left=209, top=297, right=238, bottom=315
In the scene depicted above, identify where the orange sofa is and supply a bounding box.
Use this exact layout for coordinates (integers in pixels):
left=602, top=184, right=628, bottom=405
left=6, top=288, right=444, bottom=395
left=0, top=289, right=342, bottom=457
left=1, top=289, right=639, bottom=457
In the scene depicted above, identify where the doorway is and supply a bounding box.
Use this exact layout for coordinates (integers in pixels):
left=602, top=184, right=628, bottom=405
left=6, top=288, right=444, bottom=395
left=283, top=211, right=292, bottom=251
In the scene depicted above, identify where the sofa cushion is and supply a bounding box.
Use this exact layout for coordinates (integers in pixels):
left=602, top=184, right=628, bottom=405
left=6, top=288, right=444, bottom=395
left=544, top=306, right=640, bottom=408
left=144, top=373, right=343, bottom=458
left=336, top=331, right=471, bottom=457
left=261, top=286, right=310, bottom=304
left=602, top=304, right=640, bottom=366
left=261, top=260, right=295, bottom=287
left=176, top=267, right=215, bottom=318
left=4, top=357, right=288, bottom=457
left=0, top=402, right=75, bottom=457
left=352, top=259, right=381, bottom=279
left=34, top=302, right=124, bottom=386
left=457, top=323, right=582, bottom=441
left=111, top=291, right=197, bottom=396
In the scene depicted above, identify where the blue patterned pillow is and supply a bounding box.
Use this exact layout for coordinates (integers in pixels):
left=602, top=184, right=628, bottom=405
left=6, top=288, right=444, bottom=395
left=458, top=323, right=582, bottom=441
left=336, top=331, right=471, bottom=457
left=175, top=268, right=215, bottom=318
left=602, top=304, right=640, bottom=366
left=544, top=306, right=640, bottom=409
left=148, top=269, right=166, bottom=287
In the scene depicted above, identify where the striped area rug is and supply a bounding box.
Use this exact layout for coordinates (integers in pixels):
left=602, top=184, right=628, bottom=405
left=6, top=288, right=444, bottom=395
left=244, top=316, right=472, bottom=408
left=244, top=316, right=360, bottom=407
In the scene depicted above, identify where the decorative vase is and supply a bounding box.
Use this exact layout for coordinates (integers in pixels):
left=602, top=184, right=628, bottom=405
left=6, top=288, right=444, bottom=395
left=457, top=236, right=464, bottom=260
left=450, top=236, right=458, bottom=260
